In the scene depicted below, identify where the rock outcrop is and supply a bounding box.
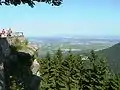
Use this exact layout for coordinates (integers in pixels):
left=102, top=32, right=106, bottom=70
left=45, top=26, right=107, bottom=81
left=0, top=36, right=41, bottom=90
left=0, top=38, right=10, bottom=90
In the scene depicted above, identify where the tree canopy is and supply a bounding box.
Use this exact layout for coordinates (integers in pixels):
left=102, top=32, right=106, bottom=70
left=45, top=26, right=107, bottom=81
left=0, top=0, right=63, bottom=7
left=39, top=49, right=120, bottom=90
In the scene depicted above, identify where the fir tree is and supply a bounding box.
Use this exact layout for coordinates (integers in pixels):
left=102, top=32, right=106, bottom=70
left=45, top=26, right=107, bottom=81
left=51, top=48, right=65, bottom=90
left=106, top=74, right=120, bottom=90
left=73, top=54, right=85, bottom=90
left=81, top=50, right=110, bottom=90
left=61, top=50, right=77, bottom=90
left=40, top=49, right=65, bottom=90
left=40, top=52, right=53, bottom=90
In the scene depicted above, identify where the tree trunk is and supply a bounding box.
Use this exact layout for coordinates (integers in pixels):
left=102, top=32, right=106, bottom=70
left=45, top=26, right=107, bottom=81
left=67, top=82, right=71, bottom=90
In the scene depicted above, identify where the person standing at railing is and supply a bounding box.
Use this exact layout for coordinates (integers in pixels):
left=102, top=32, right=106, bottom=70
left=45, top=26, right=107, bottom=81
left=1, top=29, right=7, bottom=38
left=7, top=28, right=12, bottom=37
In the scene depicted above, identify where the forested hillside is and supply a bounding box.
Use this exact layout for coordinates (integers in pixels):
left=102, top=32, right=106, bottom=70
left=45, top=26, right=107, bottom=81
left=38, top=49, right=120, bottom=90
left=98, top=43, right=120, bottom=74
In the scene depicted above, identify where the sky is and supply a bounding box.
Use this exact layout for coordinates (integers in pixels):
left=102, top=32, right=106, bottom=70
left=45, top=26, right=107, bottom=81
left=0, top=0, right=120, bottom=37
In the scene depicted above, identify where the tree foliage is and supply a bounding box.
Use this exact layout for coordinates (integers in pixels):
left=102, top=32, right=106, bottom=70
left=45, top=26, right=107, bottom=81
left=98, top=42, right=120, bottom=74
left=0, top=0, right=63, bottom=7
left=81, top=50, right=109, bottom=90
left=39, top=49, right=120, bottom=90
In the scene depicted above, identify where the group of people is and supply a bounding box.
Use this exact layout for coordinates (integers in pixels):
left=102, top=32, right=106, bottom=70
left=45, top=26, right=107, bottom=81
left=0, top=29, right=12, bottom=38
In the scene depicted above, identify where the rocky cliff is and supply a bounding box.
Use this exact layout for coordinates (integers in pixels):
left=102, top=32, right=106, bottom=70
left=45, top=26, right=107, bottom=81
left=0, top=36, right=41, bottom=90
left=0, top=38, right=10, bottom=90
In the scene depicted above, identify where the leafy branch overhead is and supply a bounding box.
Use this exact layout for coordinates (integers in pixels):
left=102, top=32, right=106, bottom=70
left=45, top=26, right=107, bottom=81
left=0, top=0, right=63, bottom=7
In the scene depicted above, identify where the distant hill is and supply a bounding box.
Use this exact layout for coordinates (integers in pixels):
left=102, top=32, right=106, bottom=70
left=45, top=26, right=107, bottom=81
left=98, top=43, right=120, bottom=73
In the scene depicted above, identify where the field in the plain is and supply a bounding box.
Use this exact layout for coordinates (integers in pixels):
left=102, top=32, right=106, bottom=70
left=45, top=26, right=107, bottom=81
left=28, top=37, right=119, bottom=57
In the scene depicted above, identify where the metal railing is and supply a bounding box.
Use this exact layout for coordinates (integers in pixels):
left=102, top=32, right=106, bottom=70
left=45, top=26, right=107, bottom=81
left=11, top=32, right=24, bottom=37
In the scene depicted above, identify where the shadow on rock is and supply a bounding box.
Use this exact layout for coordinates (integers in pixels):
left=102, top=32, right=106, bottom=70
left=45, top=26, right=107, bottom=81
left=0, top=38, right=41, bottom=90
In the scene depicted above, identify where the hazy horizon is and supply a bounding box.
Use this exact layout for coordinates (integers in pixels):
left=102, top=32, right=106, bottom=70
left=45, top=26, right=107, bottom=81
left=27, top=35, right=120, bottom=40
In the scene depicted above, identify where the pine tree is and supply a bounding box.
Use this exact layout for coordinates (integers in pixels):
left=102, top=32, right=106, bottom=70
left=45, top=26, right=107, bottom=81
left=73, top=54, right=85, bottom=90
left=40, top=49, right=65, bottom=90
left=51, top=48, right=65, bottom=90
left=40, top=52, right=53, bottom=90
left=61, top=50, right=77, bottom=90
left=106, top=74, right=120, bottom=90
left=81, top=50, right=110, bottom=90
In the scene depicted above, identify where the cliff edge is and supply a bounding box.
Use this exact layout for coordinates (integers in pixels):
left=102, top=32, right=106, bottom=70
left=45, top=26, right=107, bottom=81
left=0, top=35, right=41, bottom=90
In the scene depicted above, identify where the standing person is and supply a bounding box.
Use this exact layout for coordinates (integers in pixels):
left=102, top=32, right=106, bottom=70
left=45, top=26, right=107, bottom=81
left=2, top=29, right=5, bottom=35
left=7, top=28, right=12, bottom=37
left=1, top=29, right=6, bottom=38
